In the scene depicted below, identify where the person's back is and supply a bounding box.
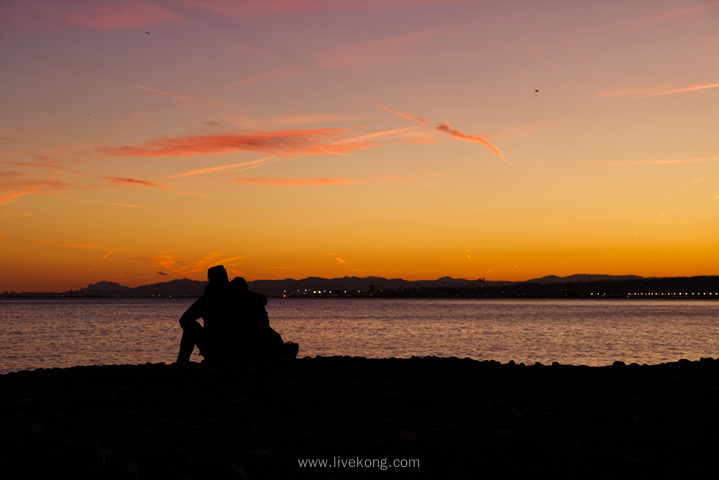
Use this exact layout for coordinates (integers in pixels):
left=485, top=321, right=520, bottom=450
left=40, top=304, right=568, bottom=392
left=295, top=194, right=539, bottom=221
left=223, top=278, right=279, bottom=357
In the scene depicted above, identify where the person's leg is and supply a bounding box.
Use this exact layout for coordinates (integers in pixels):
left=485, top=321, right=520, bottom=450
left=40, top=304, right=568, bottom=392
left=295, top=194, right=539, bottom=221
left=176, top=319, right=205, bottom=364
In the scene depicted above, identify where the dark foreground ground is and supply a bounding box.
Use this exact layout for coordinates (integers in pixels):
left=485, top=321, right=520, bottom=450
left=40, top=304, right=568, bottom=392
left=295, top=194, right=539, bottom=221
left=2, top=356, right=718, bottom=479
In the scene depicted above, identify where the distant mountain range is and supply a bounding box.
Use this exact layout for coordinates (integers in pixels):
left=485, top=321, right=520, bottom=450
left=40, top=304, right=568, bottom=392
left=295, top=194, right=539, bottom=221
left=3, top=274, right=716, bottom=298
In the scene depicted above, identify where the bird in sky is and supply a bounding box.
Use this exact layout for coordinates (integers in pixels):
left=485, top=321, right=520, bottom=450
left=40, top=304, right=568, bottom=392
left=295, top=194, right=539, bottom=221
left=145, top=31, right=150, bottom=36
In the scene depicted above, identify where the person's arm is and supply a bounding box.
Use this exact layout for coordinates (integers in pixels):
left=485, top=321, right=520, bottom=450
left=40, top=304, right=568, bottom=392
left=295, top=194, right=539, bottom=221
left=179, top=297, right=205, bottom=329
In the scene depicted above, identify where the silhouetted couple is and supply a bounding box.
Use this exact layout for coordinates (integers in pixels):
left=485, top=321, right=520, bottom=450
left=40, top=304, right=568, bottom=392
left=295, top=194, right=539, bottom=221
left=176, top=265, right=298, bottom=364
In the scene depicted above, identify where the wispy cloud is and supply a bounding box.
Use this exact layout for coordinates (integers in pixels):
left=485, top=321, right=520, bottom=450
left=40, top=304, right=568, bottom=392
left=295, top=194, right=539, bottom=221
left=19, top=236, right=112, bottom=252
left=598, top=82, right=719, bottom=100
left=642, top=2, right=719, bottom=25
left=1, top=160, right=57, bottom=169
left=1, top=157, right=78, bottom=172
left=42, top=194, right=145, bottom=209
left=319, top=30, right=438, bottom=68
left=632, top=155, right=719, bottom=165
left=183, top=1, right=328, bottom=19
left=229, top=67, right=303, bottom=88
left=0, top=178, right=77, bottom=205
left=94, top=128, right=375, bottom=158
left=103, top=176, right=203, bottom=197
left=0, top=208, right=33, bottom=220
left=137, top=251, right=243, bottom=278
left=131, top=84, right=221, bottom=107
left=168, top=156, right=279, bottom=178
left=234, top=175, right=418, bottom=187
left=269, top=114, right=370, bottom=125
left=330, top=253, right=347, bottom=265
left=235, top=177, right=358, bottom=187
left=333, top=127, right=418, bottom=145
left=436, top=123, right=508, bottom=163
left=485, top=123, right=557, bottom=140
left=86, top=248, right=116, bottom=273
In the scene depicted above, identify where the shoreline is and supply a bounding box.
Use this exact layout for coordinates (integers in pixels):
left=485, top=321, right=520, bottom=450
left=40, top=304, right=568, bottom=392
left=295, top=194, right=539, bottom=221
left=2, top=356, right=719, bottom=479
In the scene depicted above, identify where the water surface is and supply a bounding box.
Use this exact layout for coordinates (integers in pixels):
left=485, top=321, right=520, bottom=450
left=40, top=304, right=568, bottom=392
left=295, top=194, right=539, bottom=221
left=1, top=298, right=717, bottom=373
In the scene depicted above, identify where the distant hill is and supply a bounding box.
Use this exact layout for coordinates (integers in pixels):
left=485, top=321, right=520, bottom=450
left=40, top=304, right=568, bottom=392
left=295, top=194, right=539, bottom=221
left=526, top=274, right=646, bottom=284
left=4, top=274, right=716, bottom=298
left=77, top=281, right=131, bottom=293
left=71, top=278, right=207, bottom=297
left=64, top=274, right=657, bottom=297
left=248, top=276, right=502, bottom=297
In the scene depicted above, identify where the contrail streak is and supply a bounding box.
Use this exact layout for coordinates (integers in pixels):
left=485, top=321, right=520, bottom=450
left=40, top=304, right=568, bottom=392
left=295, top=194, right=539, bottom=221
left=376, top=104, right=431, bottom=124
left=131, top=84, right=221, bottom=107
left=168, top=156, right=278, bottom=177
left=634, top=83, right=719, bottom=99
left=365, top=97, right=509, bottom=163
left=436, top=123, right=508, bottom=163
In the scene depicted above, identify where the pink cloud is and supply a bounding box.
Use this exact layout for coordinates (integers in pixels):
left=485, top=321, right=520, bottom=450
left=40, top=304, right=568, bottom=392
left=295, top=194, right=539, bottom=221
left=2, top=0, right=184, bottom=33
left=94, top=128, right=377, bottom=158
left=103, top=176, right=203, bottom=197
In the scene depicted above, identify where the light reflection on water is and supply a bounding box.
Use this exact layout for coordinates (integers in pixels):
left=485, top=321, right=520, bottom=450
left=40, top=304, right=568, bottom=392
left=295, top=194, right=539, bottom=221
left=0, top=298, right=717, bottom=373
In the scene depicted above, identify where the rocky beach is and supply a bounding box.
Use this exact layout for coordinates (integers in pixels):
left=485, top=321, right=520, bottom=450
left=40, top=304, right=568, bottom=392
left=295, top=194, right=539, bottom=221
left=2, top=356, right=718, bottom=479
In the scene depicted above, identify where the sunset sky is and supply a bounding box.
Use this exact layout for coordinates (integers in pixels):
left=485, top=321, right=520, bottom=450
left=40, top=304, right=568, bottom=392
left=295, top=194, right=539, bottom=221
left=1, top=0, right=718, bottom=292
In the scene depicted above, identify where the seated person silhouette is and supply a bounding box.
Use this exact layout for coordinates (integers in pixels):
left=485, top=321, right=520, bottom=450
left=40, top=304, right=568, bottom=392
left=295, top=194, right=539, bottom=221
left=226, top=277, right=299, bottom=359
left=176, top=265, right=298, bottom=364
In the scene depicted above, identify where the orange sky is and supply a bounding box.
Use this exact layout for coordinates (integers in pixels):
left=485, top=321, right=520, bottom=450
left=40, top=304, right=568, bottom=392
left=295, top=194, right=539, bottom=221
left=1, top=0, right=718, bottom=292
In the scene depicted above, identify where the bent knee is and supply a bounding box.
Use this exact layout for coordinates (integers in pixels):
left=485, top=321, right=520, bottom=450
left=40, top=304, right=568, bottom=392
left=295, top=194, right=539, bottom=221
left=179, top=316, right=197, bottom=329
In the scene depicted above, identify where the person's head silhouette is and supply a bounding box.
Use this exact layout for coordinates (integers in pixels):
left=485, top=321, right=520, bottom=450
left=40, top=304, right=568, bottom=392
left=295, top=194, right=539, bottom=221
left=231, top=277, right=249, bottom=291
left=208, top=265, right=229, bottom=285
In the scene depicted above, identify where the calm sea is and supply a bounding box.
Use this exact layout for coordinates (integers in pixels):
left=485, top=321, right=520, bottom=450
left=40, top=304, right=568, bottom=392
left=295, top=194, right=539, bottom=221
left=0, top=298, right=717, bottom=374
